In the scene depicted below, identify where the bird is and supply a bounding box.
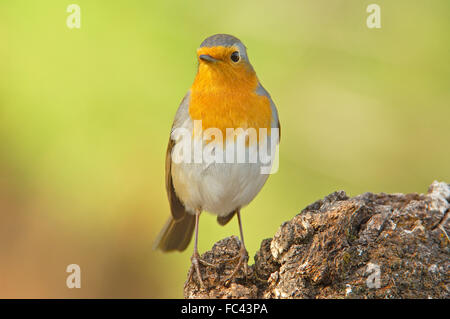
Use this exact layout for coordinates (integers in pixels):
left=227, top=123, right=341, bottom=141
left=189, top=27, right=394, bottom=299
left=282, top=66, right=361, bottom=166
left=154, top=34, right=280, bottom=288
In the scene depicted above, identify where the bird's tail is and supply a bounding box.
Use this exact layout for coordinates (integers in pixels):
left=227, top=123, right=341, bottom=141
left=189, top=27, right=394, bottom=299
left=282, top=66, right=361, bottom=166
left=153, top=214, right=195, bottom=252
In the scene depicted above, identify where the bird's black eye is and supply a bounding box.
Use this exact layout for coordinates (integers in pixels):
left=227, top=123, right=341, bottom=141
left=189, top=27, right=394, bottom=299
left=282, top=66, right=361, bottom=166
left=230, top=51, right=240, bottom=62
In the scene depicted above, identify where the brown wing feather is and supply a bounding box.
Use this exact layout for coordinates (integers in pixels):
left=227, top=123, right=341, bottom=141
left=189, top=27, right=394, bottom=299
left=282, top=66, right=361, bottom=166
left=278, top=118, right=281, bottom=142
left=165, top=138, right=186, bottom=221
left=217, top=209, right=236, bottom=226
left=153, top=138, right=194, bottom=252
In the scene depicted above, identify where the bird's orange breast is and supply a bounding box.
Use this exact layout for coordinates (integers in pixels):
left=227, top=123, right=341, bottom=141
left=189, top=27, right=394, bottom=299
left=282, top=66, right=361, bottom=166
left=189, top=63, right=272, bottom=138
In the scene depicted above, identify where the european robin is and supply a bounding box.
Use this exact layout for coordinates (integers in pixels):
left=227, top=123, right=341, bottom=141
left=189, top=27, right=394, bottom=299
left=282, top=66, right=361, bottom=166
left=154, top=34, right=280, bottom=288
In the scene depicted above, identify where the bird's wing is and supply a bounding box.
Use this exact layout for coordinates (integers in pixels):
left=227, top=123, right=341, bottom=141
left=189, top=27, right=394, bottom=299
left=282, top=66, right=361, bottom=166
left=256, top=83, right=280, bottom=142
left=165, top=92, right=191, bottom=221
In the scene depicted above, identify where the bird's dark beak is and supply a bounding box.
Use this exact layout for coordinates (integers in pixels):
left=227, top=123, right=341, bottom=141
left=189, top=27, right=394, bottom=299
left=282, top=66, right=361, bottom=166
left=199, top=54, right=217, bottom=63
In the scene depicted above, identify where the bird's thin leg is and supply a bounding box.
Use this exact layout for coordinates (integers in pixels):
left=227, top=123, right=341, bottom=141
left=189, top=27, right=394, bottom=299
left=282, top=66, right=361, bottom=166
left=187, top=210, right=217, bottom=289
left=188, top=210, right=204, bottom=288
left=224, top=210, right=249, bottom=284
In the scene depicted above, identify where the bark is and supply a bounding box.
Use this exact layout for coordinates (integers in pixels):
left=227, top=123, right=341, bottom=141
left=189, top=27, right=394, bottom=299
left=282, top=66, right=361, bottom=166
left=184, top=181, right=449, bottom=299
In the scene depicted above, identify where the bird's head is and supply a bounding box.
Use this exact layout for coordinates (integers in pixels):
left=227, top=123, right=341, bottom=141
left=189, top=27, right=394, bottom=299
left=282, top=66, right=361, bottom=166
left=193, top=34, right=257, bottom=90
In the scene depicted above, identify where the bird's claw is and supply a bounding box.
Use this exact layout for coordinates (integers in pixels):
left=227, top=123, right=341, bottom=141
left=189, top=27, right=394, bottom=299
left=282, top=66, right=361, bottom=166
left=223, top=248, right=249, bottom=285
left=188, top=252, right=218, bottom=289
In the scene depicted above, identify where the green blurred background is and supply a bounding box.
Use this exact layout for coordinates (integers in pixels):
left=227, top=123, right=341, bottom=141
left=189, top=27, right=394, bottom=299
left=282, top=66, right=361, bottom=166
left=0, top=0, right=449, bottom=298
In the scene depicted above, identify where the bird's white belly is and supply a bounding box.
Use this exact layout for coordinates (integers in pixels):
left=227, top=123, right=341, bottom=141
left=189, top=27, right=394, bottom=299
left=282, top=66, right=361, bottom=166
left=172, top=159, right=269, bottom=216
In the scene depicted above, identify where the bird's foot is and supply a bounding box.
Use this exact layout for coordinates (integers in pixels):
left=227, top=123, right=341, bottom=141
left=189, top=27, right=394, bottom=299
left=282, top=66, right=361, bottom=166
left=223, top=246, right=248, bottom=286
left=188, top=251, right=218, bottom=289
left=222, top=253, right=241, bottom=263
